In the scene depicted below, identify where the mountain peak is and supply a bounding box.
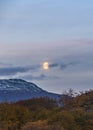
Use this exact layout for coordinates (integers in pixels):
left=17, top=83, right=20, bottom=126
left=0, top=79, right=42, bottom=92
left=9, top=78, right=26, bottom=82
left=0, top=79, right=59, bottom=102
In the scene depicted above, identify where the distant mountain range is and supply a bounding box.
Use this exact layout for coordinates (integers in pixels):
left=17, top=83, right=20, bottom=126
left=0, top=79, right=60, bottom=102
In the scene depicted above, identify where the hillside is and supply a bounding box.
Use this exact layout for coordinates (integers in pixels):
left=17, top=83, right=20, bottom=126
left=0, top=90, right=93, bottom=130
left=0, top=79, right=59, bottom=102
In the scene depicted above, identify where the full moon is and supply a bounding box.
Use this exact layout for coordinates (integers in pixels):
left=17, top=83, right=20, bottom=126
left=43, top=62, right=49, bottom=70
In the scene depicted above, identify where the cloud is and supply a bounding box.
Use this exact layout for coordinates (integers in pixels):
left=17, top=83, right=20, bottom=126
left=49, top=63, right=59, bottom=68
left=0, top=62, right=13, bottom=68
left=0, top=60, right=78, bottom=77
left=0, top=64, right=40, bottom=76
left=20, top=74, right=59, bottom=81
left=0, top=66, right=30, bottom=76
left=0, top=64, right=60, bottom=81
left=60, top=62, right=78, bottom=70
left=0, top=59, right=80, bottom=83
left=49, top=61, right=78, bottom=70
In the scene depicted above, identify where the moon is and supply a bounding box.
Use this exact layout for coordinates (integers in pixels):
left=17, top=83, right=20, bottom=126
left=43, top=62, right=49, bottom=70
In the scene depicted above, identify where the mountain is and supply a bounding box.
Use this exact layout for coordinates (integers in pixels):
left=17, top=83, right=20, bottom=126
left=0, top=79, right=60, bottom=102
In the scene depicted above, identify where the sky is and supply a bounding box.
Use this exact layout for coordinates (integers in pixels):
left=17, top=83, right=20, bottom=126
left=0, top=0, right=93, bottom=94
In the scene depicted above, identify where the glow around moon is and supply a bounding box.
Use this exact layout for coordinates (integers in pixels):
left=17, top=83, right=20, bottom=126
left=43, top=62, right=49, bottom=70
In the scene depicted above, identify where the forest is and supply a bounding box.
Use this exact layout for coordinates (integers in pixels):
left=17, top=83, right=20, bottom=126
left=0, top=90, right=93, bottom=130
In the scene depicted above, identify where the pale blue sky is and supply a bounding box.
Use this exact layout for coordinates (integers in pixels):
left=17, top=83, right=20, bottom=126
left=0, top=0, right=93, bottom=93
left=0, top=0, right=93, bottom=43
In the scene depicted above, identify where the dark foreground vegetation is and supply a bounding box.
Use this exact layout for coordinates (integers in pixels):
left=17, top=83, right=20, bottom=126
left=0, top=90, right=93, bottom=130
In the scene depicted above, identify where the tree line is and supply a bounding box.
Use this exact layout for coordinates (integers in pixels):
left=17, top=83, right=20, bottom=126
left=0, top=90, right=93, bottom=130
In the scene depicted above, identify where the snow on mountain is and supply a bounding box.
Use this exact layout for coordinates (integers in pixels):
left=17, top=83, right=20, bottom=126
left=0, top=79, right=59, bottom=102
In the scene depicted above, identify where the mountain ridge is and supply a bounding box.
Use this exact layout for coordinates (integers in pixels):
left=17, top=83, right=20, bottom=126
left=0, top=79, right=60, bottom=102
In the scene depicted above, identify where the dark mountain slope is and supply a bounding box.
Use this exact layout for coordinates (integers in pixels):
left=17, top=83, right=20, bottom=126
left=0, top=79, right=60, bottom=102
